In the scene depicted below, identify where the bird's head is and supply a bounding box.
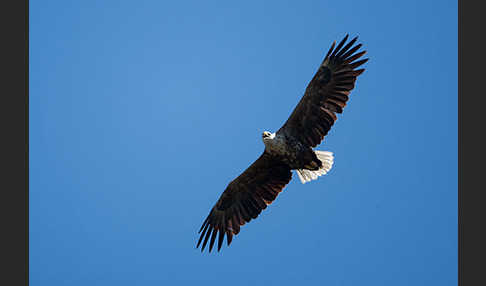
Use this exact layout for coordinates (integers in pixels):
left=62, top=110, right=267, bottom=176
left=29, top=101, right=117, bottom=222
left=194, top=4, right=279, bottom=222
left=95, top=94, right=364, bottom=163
left=262, top=131, right=274, bottom=142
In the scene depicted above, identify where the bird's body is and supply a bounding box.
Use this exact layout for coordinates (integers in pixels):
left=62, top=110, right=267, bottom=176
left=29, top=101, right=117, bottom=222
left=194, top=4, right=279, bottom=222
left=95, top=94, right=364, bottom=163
left=263, top=131, right=326, bottom=172
left=196, top=34, right=368, bottom=252
left=262, top=131, right=307, bottom=169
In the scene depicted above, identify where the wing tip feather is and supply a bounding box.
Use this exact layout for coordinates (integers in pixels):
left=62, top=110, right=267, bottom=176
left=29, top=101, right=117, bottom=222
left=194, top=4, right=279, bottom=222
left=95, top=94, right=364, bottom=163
left=324, top=40, right=337, bottom=62
left=330, top=34, right=349, bottom=58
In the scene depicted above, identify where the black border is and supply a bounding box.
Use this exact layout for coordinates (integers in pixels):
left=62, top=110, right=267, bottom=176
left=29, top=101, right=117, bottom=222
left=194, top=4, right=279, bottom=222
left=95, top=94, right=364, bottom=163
left=459, top=1, right=485, bottom=286
left=1, top=1, right=28, bottom=285
left=26, top=0, right=29, bottom=283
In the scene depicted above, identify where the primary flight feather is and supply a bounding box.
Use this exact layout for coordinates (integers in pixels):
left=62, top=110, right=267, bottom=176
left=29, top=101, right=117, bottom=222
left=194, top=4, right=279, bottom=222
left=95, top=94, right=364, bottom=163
left=196, top=34, right=368, bottom=253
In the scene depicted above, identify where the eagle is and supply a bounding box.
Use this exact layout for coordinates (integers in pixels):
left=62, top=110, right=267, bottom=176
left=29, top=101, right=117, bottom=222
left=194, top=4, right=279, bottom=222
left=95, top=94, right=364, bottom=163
left=196, top=34, right=368, bottom=253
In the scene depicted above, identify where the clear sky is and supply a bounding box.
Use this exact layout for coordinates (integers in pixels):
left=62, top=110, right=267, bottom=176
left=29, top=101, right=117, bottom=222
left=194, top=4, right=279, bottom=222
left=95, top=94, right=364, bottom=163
left=30, top=1, right=457, bottom=285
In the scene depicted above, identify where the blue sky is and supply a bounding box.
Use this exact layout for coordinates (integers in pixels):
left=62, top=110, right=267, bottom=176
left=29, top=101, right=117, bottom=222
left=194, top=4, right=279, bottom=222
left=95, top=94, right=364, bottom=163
left=30, top=1, right=457, bottom=285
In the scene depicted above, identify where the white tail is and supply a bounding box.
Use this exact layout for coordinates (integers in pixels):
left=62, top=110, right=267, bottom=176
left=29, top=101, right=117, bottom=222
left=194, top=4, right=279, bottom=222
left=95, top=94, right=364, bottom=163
left=296, top=151, right=334, bottom=184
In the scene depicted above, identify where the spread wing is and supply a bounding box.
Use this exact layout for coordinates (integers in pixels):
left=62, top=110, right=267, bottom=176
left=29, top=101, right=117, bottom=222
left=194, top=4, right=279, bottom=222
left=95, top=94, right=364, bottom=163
left=196, top=152, right=292, bottom=253
left=277, top=34, right=368, bottom=147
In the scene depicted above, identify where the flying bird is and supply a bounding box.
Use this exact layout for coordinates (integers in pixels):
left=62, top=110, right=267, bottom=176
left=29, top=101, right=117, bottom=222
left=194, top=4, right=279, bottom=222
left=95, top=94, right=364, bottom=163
left=196, top=34, right=368, bottom=253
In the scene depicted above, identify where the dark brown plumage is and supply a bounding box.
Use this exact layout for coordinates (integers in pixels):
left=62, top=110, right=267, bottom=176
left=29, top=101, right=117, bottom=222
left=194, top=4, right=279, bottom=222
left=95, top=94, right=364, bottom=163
left=197, top=152, right=292, bottom=252
left=278, top=34, right=368, bottom=147
left=196, top=34, right=367, bottom=252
